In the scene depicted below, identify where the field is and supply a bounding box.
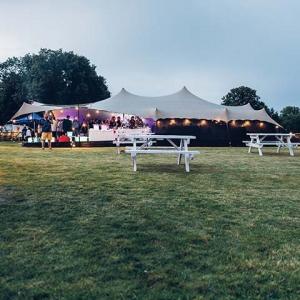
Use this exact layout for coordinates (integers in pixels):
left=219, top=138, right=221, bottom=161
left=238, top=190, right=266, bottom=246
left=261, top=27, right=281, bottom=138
left=0, top=142, right=299, bottom=299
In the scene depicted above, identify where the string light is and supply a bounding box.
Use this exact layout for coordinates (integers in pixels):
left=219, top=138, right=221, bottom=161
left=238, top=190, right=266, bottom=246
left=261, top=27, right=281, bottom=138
left=86, top=113, right=91, bottom=118
left=243, top=120, right=251, bottom=127
left=60, top=109, right=64, bottom=113
left=198, top=120, right=207, bottom=126
left=96, top=110, right=100, bottom=114
left=183, top=119, right=191, bottom=126
left=169, top=119, right=176, bottom=125
left=259, top=122, right=264, bottom=128
left=275, top=125, right=279, bottom=129
left=231, top=120, right=236, bottom=126
left=156, top=120, right=161, bottom=127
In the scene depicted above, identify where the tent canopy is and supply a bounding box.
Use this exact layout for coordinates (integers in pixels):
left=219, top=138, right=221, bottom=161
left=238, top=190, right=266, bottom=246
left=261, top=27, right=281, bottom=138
left=9, top=102, right=91, bottom=121
left=88, top=87, right=280, bottom=126
left=10, top=102, right=62, bottom=121
left=10, top=87, right=280, bottom=126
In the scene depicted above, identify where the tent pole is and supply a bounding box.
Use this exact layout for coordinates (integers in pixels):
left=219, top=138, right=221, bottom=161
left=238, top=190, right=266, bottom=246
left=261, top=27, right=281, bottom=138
left=226, top=121, right=232, bottom=147
left=78, top=104, right=80, bottom=146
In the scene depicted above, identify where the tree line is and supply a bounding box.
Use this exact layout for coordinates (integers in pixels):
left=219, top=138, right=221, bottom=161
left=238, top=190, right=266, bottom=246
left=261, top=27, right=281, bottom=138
left=0, top=49, right=299, bottom=131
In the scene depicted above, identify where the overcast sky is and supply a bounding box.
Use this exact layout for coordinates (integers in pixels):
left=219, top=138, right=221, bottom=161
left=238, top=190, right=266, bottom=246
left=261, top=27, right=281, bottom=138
left=0, top=0, right=299, bottom=110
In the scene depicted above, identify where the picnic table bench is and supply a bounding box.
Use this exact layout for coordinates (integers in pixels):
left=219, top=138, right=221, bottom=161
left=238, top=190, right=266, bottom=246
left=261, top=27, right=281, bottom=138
left=243, top=133, right=299, bottom=156
left=125, top=135, right=199, bottom=172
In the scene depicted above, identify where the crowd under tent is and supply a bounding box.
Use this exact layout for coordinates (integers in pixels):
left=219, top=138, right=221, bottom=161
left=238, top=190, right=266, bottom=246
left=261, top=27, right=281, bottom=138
left=10, top=87, right=281, bottom=146
left=88, top=87, right=281, bottom=146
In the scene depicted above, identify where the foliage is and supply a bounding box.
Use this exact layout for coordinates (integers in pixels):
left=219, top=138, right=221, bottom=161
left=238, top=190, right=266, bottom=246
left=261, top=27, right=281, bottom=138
left=0, top=144, right=299, bottom=299
left=0, top=49, right=110, bottom=124
left=221, top=86, right=280, bottom=122
left=280, top=106, right=300, bottom=132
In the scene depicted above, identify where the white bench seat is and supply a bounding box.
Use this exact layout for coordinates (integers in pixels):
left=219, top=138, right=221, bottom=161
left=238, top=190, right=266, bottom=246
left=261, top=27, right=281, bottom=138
left=125, top=149, right=199, bottom=155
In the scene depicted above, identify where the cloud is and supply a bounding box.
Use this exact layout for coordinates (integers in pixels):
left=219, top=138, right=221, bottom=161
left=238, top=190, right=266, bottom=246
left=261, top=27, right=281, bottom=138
left=0, top=0, right=299, bottom=109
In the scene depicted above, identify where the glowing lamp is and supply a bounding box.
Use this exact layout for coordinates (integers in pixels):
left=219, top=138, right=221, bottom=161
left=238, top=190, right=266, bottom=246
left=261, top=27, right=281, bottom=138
left=259, top=122, right=264, bottom=128
left=86, top=113, right=91, bottom=118
left=75, top=107, right=79, bottom=110
left=231, top=120, right=236, bottom=126
left=169, top=119, right=176, bottom=126
left=243, top=121, right=251, bottom=127
left=12, top=119, right=16, bottom=124
left=183, top=119, right=191, bottom=126
left=275, top=125, right=279, bottom=129
left=199, top=120, right=207, bottom=126
left=96, top=110, right=100, bottom=114
left=156, top=120, right=161, bottom=127
left=60, top=109, right=64, bottom=113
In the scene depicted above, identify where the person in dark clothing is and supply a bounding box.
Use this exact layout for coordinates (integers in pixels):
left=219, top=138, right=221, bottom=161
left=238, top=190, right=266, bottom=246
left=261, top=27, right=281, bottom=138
left=109, top=116, right=117, bottom=129
left=40, top=114, right=53, bottom=150
left=62, top=115, right=72, bottom=133
left=129, top=116, right=136, bottom=129
left=116, top=116, right=122, bottom=128
left=21, top=126, right=27, bottom=141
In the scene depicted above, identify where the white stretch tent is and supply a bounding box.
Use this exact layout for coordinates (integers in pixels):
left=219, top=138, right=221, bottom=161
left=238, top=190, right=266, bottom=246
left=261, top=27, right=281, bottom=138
left=88, top=87, right=280, bottom=126
left=10, top=102, right=91, bottom=121
left=10, top=87, right=280, bottom=126
left=10, top=102, right=62, bottom=120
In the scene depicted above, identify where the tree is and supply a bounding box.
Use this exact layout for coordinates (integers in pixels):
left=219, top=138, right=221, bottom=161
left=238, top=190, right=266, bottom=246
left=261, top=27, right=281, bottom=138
left=0, top=49, right=110, bottom=124
left=0, top=58, right=27, bottom=125
left=221, top=86, right=280, bottom=122
left=280, top=106, right=300, bottom=132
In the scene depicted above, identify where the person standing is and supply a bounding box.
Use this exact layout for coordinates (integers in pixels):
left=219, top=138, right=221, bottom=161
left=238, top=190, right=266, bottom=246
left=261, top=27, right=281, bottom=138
left=21, top=126, right=27, bottom=141
left=51, top=115, right=58, bottom=140
left=62, top=115, right=72, bottom=134
left=40, top=114, right=53, bottom=150
left=72, top=118, right=80, bottom=136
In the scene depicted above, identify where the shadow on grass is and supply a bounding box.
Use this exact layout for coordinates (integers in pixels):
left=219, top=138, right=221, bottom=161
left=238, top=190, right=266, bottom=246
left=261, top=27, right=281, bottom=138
left=133, top=162, right=218, bottom=174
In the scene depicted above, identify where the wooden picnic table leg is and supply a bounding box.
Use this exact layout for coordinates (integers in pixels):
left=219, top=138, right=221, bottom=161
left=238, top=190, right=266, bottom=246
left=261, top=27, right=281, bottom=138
left=276, top=144, right=281, bottom=153
left=256, top=136, right=263, bottom=156
left=177, top=139, right=183, bottom=165
left=183, top=139, right=190, bottom=172
left=132, top=138, right=137, bottom=171
left=131, top=153, right=137, bottom=171
left=248, top=137, right=253, bottom=153
left=287, top=135, right=294, bottom=156
left=116, top=137, right=120, bottom=154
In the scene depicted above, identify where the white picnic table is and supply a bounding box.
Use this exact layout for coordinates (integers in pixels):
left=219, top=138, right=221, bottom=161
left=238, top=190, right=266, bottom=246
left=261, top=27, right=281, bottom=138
left=114, top=130, right=153, bottom=154
left=125, top=134, right=199, bottom=172
left=244, top=133, right=298, bottom=156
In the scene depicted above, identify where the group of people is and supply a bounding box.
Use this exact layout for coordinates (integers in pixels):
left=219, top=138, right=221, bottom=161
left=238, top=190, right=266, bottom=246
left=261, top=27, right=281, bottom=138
left=88, top=115, right=145, bottom=130
left=39, top=114, right=79, bottom=149
left=19, top=113, right=147, bottom=150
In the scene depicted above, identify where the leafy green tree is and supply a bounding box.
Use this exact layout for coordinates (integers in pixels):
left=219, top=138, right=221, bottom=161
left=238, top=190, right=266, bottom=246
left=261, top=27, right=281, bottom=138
left=0, top=58, right=27, bottom=125
left=0, top=49, right=110, bottom=124
left=280, top=106, right=300, bottom=132
left=221, top=86, right=279, bottom=122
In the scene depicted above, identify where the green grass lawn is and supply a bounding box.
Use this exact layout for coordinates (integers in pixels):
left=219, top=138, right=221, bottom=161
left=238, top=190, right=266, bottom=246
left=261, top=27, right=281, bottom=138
left=0, top=142, right=299, bottom=300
